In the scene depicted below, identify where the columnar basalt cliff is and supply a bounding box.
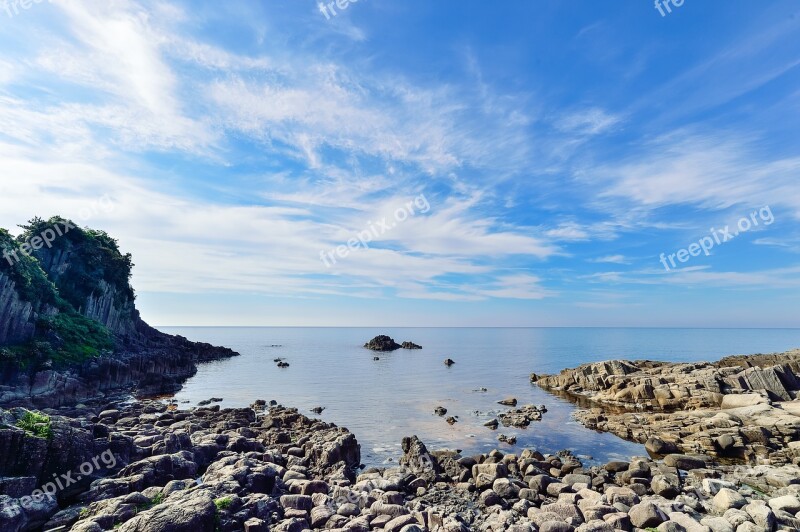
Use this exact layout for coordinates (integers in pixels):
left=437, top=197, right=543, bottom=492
left=0, top=272, right=42, bottom=346
left=0, top=217, right=238, bottom=408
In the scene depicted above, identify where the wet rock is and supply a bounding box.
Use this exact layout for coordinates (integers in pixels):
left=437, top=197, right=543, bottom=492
left=498, top=434, right=517, bottom=445
left=499, top=404, right=544, bottom=428
left=663, top=454, right=708, bottom=470
left=646, top=436, right=679, bottom=456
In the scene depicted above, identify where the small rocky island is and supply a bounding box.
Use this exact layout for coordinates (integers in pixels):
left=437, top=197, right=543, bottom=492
left=364, top=335, right=422, bottom=352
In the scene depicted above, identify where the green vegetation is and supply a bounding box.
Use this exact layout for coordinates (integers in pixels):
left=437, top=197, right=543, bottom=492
left=18, top=217, right=135, bottom=308
left=214, top=497, right=233, bottom=510
left=743, top=483, right=767, bottom=497
left=38, top=311, right=115, bottom=365
left=136, top=492, right=165, bottom=513
left=0, top=311, right=114, bottom=369
left=0, top=217, right=134, bottom=370
left=0, top=228, right=59, bottom=306
left=15, top=411, right=53, bottom=439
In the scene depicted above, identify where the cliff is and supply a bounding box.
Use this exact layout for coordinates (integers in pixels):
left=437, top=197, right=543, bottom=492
left=0, top=217, right=238, bottom=408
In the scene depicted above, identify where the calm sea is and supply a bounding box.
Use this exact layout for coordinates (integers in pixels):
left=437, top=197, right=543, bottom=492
left=159, top=327, right=800, bottom=467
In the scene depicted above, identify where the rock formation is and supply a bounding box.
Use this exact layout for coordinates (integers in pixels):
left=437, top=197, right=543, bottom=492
left=364, top=335, right=402, bottom=351
left=5, top=398, right=800, bottom=531
left=534, top=351, right=800, bottom=464
left=0, top=217, right=238, bottom=408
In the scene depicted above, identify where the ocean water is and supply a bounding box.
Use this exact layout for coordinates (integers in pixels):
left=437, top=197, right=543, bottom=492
left=160, top=327, right=800, bottom=467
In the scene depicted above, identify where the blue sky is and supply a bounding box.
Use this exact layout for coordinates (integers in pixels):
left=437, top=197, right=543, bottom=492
left=0, top=0, right=799, bottom=327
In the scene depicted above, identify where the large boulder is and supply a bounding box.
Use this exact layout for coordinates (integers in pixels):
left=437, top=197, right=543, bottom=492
left=116, top=491, right=216, bottom=532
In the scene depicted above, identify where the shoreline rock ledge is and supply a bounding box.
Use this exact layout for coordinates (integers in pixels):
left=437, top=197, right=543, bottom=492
left=533, top=349, right=800, bottom=464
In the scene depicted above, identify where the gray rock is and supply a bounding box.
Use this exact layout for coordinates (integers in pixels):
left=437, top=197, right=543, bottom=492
left=744, top=502, right=775, bottom=531
left=652, top=474, right=681, bottom=498
left=700, top=516, right=734, bottom=532
left=628, top=501, right=668, bottom=528
left=472, top=463, right=508, bottom=490
left=280, top=494, right=313, bottom=511
left=767, top=494, right=800, bottom=514
left=117, top=492, right=216, bottom=532
left=713, top=488, right=747, bottom=513
left=384, top=514, right=418, bottom=532
left=539, top=522, right=574, bottom=532
left=272, top=518, right=310, bottom=532
left=663, top=454, right=708, bottom=470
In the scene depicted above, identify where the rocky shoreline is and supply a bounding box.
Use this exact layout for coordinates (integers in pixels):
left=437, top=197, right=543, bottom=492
left=2, top=396, right=800, bottom=531
left=532, top=350, right=800, bottom=466
left=0, top=332, right=240, bottom=409
left=2, top=347, right=800, bottom=530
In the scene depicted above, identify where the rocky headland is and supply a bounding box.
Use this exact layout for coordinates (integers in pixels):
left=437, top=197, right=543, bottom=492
left=0, top=217, right=239, bottom=409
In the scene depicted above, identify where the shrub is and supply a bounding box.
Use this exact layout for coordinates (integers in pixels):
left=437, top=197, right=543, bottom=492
left=15, top=411, right=53, bottom=439
left=214, top=497, right=233, bottom=510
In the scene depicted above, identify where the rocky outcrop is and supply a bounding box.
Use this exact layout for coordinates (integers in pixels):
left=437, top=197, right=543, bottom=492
left=364, top=335, right=402, bottom=351
left=401, top=341, right=422, bottom=350
left=0, top=219, right=239, bottom=408
left=81, top=280, right=140, bottom=339
left=0, top=335, right=238, bottom=409
left=0, top=401, right=362, bottom=532
left=4, top=399, right=800, bottom=532
left=534, top=350, right=800, bottom=464
left=363, top=336, right=423, bottom=351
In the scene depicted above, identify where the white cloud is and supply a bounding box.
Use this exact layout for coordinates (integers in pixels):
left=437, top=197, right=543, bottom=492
left=556, top=108, right=621, bottom=136
left=595, top=132, right=800, bottom=217
left=591, top=254, right=629, bottom=264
